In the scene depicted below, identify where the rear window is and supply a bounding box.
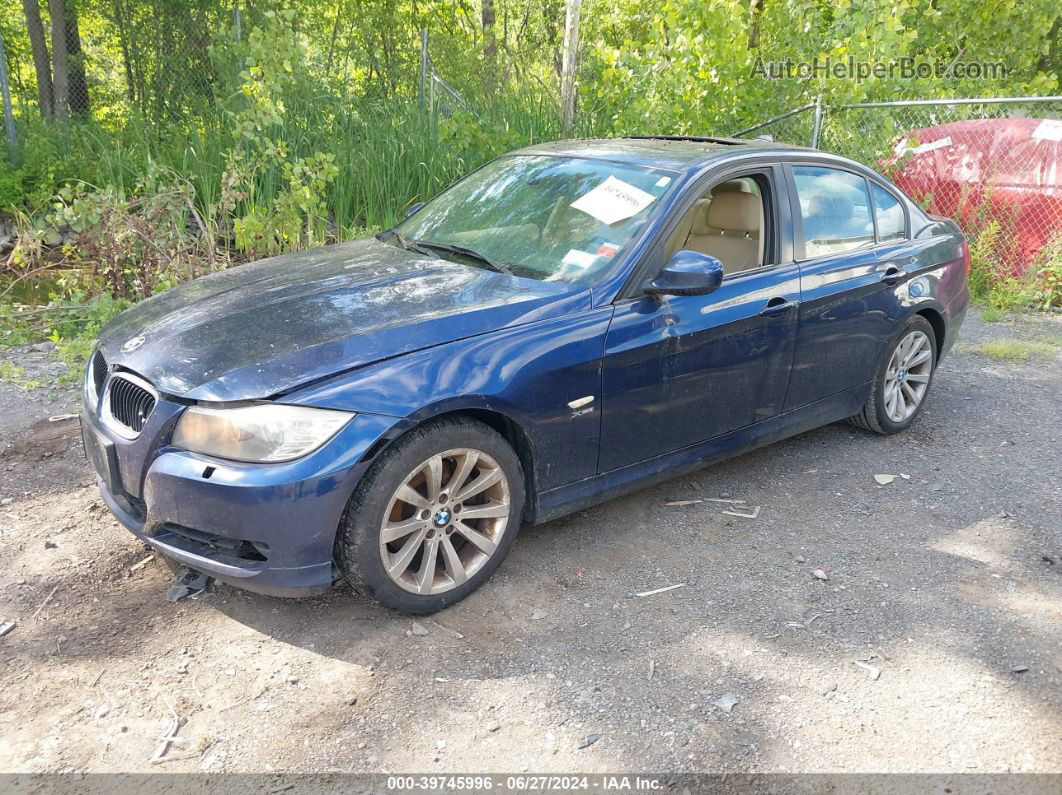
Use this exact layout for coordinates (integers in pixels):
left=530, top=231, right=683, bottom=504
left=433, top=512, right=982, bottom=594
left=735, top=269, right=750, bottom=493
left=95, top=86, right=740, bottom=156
left=871, top=183, right=906, bottom=243
left=793, top=166, right=875, bottom=258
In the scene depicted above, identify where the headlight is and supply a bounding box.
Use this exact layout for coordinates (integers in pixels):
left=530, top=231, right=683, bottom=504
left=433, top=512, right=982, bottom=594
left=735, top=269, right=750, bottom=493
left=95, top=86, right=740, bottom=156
left=85, top=346, right=103, bottom=412
left=85, top=366, right=99, bottom=412
left=172, top=404, right=354, bottom=463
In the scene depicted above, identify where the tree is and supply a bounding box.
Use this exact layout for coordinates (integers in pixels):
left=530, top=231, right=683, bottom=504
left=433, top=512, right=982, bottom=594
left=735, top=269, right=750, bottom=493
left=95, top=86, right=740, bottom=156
left=64, top=0, right=89, bottom=114
left=21, top=0, right=53, bottom=117
left=48, top=0, right=68, bottom=120
left=482, top=0, right=497, bottom=86
left=45, top=0, right=89, bottom=119
left=748, top=0, right=765, bottom=49
left=559, top=0, right=580, bottom=133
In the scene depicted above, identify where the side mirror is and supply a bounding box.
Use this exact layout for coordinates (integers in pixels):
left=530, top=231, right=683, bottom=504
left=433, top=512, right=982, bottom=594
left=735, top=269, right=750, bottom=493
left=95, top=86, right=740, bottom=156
left=646, top=251, right=725, bottom=297
left=404, top=202, right=425, bottom=219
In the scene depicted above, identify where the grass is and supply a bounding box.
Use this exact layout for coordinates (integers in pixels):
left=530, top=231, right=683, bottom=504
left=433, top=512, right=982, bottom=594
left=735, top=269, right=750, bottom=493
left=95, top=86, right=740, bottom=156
left=979, top=305, right=1003, bottom=322
left=4, top=96, right=566, bottom=235
left=1, top=95, right=567, bottom=364
left=978, top=340, right=1059, bottom=361
left=0, top=362, right=44, bottom=390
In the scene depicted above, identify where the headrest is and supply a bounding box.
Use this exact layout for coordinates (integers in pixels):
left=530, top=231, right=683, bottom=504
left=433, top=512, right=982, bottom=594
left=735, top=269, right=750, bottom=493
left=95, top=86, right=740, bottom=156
left=711, top=180, right=752, bottom=195
left=706, top=191, right=760, bottom=233
left=689, top=198, right=715, bottom=235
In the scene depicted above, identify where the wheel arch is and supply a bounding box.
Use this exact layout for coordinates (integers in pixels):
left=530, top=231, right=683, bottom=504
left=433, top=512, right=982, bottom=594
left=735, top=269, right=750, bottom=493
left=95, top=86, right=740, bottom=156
left=915, top=307, right=946, bottom=362
left=360, top=405, right=540, bottom=522
left=444, top=408, right=538, bottom=521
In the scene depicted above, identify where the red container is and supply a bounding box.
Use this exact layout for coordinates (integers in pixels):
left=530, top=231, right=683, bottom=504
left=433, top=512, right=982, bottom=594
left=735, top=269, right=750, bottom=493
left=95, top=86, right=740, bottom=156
left=886, top=118, right=1062, bottom=275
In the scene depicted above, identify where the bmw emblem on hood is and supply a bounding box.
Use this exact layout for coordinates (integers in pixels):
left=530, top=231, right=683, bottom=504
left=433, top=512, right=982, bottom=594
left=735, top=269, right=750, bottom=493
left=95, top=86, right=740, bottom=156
left=121, top=335, right=146, bottom=353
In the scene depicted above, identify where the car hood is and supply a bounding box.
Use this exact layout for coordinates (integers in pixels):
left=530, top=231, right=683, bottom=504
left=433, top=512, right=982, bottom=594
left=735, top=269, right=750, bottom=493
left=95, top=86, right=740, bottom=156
left=97, top=237, right=592, bottom=402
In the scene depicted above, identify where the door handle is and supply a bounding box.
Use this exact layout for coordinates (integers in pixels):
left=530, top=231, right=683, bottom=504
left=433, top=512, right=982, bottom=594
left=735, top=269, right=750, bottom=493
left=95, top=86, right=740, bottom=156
left=880, top=266, right=908, bottom=286
left=879, top=257, right=914, bottom=285
left=759, top=297, right=797, bottom=317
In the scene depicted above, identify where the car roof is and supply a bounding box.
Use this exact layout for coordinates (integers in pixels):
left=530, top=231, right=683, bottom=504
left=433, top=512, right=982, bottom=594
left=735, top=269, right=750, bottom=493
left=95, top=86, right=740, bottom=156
left=511, top=136, right=809, bottom=172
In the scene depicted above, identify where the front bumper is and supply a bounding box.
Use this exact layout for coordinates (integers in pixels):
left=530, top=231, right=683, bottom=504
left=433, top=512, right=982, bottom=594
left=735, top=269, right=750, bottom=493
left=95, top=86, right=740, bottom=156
left=82, top=407, right=401, bottom=598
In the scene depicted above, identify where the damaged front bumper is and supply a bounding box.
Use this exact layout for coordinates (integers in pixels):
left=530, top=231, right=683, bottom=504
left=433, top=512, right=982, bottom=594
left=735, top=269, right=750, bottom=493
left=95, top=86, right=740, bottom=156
left=81, top=406, right=400, bottom=598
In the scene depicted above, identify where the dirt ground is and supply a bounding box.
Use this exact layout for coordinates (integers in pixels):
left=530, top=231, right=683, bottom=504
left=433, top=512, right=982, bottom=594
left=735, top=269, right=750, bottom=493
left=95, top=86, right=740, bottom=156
left=0, top=308, right=1059, bottom=776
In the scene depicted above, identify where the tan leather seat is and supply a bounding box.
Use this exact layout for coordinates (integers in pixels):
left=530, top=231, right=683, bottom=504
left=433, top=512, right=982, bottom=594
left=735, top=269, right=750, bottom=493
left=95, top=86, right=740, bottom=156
left=685, top=191, right=762, bottom=273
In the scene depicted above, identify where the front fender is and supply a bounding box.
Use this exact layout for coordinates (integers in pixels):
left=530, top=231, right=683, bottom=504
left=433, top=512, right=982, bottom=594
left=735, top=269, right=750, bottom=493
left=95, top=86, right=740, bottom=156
left=285, top=307, right=615, bottom=492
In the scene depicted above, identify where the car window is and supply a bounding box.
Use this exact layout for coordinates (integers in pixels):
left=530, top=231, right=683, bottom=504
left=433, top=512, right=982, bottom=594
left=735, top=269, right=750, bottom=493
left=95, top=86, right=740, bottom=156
left=792, top=166, right=874, bottom=258
left=396, top=155, right=676, bottom=284
left=870, top=182, right=906, bottom=243
left=662, top=175, right=768, bottom=274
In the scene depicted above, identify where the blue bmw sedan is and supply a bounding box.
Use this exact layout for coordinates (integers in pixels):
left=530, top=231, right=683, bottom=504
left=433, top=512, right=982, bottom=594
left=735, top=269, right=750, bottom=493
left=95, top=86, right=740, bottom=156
left=81, top=136, right=969, bottom=613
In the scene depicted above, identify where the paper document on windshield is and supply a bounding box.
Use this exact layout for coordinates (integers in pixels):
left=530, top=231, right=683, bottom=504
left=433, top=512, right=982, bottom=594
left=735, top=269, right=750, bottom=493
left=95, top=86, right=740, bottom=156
left=571, top=176, right=656, bottom=225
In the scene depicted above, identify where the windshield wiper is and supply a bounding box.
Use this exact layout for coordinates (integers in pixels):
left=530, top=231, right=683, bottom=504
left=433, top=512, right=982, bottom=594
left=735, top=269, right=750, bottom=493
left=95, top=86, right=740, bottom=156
left=378, top=231, right=514, bottom=276
left=378, top=230, right=440, bottom=260
left=416, top=240, right=515, bottom=276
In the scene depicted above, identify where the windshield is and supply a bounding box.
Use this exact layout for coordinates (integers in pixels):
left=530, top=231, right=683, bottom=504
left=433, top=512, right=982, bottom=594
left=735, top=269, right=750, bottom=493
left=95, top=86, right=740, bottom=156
left=394, top=155, right=677, bottom=284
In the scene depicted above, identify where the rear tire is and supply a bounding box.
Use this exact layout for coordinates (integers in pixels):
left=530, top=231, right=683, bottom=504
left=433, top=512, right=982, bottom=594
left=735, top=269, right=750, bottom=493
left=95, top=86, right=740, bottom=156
left=849, top=315, right=937, bottom=435
left=336, top=417, right=524, bottom=614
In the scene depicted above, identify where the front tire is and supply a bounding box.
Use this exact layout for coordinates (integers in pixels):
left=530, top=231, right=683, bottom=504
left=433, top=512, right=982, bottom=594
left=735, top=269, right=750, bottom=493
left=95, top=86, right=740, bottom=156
left=336, top=417, right=524, bottom=614
left=849, top=315, right=937, bottom=435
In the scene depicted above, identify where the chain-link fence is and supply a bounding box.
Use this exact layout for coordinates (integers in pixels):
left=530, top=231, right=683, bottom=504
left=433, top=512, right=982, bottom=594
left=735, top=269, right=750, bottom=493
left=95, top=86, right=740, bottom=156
left=7, top=0, right=223, bottom=127
left=735, top=97, right=1062, bottom=274
left=5, top=3, right=534, bottom=132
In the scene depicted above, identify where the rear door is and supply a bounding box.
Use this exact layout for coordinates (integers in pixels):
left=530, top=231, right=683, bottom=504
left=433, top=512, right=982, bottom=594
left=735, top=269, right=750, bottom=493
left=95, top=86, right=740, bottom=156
left=782, top=163, right=922, bottom=410
left=597, top=165, right=800, bottom=472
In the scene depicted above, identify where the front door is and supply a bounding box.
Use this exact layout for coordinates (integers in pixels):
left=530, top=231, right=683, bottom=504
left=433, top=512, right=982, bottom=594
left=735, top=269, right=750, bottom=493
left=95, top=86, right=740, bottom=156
left=598, top=267, right=800, bottom=471
left=597, top=168, right=799, bottom=473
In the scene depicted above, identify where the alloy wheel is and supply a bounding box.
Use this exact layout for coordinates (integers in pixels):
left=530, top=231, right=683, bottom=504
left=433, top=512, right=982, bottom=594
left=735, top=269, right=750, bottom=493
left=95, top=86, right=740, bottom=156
left=379, top=448, right=511, bottom=595
left=883, top=330, right=933, bottom=423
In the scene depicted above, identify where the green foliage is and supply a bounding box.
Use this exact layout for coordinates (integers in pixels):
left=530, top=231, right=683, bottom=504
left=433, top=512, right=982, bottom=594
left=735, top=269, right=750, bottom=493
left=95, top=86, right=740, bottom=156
left=967, top=218, right=1004, bottom=297
left=967, top=218, right=1037, bottom=312
left=0, top=290, right=132, bottom=347
left=961, top=187, right=1056, bottom=314
left=979, top=305, right=1002, bottom=322
left=978, top=340, right=1059, bottom=361
left=1031, top=234, right=1062, bottom=311
left=0, top=361, right=43, bottom=390
left=219, top=10, right=341, bottom=256
left=2, top=0, right=1058, bottom=356
left=13, top=166, right=220, bottom=300
left=583, top=0, right=1058, bottom=137
left=0, top=120, right=97, bottom=212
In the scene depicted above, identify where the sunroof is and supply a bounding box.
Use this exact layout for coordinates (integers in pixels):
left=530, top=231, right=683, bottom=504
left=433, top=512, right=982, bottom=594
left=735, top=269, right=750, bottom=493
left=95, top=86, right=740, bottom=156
left=628, top=135, right=748, bottom=145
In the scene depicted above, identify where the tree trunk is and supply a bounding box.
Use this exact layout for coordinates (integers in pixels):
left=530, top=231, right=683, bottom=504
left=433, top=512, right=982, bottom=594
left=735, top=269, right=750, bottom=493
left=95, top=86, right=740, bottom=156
left=559, top=0, right=581, bottom=134
left=21, top=0, right=53, bottom=117
left=748, top=0, right=766, bottom=49
left=48, top=0, right=69, bottom=120
left=111, top=0, right=136, bottom=104
left=482, top=0, right=496, bottom=87
left=65, top=0, right=90, bottom=114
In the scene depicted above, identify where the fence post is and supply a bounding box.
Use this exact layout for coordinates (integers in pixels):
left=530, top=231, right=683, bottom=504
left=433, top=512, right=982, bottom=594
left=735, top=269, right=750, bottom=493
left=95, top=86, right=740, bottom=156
left=0, top=31, right=17, bottom=163
left=420, top=29, right=428, bottom=110
left=810, top=93, right=823, bottom=149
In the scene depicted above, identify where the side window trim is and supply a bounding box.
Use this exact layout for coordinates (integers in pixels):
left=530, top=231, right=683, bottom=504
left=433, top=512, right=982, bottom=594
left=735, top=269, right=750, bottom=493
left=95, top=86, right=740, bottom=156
left=782, top=164, right=806, bottom=261
left=866, top=176, right=880, bottom=244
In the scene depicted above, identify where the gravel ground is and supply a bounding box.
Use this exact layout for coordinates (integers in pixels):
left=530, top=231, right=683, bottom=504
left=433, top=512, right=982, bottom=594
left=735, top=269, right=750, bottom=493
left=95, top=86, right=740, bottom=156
left=0, top=307, right=1059, bottom=775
